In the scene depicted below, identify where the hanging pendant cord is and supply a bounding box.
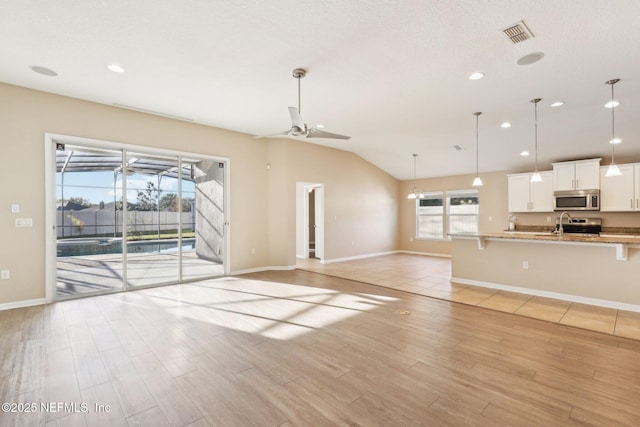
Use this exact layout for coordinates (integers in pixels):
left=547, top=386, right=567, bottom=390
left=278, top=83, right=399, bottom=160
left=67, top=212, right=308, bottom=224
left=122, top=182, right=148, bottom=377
left=611, top=81, right=616, bottom=163
left=534, top=103, right=538, bottom=170
left=533, top=100, right=539, bottom=171
left=475, top=112, right=480, bottom=176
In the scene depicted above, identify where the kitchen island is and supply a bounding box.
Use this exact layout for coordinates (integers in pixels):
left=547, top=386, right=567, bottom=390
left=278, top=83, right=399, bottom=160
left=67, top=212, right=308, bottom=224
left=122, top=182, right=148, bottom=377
left=450, top=232, right=640, bottom=311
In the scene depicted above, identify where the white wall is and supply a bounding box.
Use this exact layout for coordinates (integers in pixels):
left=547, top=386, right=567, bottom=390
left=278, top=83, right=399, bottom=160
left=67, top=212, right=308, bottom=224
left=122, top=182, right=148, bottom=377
left=0, top=83, right=400, bottom=306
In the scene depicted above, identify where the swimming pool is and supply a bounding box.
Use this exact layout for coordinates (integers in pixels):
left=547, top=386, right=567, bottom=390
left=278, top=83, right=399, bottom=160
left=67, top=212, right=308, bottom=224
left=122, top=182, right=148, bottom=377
left=56, top=238, right=196, bottom=257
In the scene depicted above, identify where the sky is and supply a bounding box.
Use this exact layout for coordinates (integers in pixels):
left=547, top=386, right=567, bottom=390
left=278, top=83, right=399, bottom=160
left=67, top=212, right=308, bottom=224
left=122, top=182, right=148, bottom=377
left=57, top=171, right=196, bottom=205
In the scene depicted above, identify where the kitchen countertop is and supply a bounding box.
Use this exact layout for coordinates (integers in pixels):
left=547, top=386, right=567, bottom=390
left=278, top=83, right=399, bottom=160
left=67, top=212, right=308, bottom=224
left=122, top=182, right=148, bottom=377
left=449, top=231, right=640, bottom=245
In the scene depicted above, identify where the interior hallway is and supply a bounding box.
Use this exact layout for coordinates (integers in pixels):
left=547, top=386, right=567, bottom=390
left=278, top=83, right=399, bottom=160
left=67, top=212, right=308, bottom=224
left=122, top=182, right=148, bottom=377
left=297, top=253, right=640, bottom=340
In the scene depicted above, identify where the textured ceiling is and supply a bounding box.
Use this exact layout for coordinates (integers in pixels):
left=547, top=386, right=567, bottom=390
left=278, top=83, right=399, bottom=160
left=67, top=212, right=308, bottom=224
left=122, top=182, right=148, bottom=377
left=1, top=0, right=639, bottom=180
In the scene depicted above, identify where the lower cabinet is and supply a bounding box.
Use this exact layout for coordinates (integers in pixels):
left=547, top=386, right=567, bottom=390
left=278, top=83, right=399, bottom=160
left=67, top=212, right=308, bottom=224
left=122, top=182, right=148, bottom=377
left=508, top=171, right=553, bottom=212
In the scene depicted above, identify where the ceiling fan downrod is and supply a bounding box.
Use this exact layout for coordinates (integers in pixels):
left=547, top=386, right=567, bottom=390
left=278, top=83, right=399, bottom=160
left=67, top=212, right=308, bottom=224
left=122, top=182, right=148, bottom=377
left=292, top=68, right=306, bottom=113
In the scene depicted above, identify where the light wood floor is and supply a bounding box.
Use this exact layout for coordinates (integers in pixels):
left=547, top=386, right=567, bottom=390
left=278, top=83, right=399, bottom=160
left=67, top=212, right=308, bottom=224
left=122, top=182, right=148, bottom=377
left=298, top=254, right=640, bottom=340
left=2, top=267, right=640, bottom=425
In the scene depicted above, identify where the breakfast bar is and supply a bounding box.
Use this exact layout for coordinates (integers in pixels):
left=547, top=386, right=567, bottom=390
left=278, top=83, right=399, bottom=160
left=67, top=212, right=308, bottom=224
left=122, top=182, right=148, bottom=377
left=450, top=232, right=640, bottom=310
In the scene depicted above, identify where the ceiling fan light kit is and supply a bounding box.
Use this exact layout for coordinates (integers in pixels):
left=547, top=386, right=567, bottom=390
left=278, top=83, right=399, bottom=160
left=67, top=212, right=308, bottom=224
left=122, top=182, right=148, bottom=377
left=255, top=68, right=351, bottom=140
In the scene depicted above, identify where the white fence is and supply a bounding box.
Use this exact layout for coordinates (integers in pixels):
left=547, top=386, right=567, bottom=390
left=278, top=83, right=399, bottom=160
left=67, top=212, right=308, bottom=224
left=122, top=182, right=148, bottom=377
left=57, top=210, right=194, bottom=238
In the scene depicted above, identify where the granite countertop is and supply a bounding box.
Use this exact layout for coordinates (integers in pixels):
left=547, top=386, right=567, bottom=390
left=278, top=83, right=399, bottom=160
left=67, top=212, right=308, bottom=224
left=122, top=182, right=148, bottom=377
left=450, top=231, right=640, bottom=245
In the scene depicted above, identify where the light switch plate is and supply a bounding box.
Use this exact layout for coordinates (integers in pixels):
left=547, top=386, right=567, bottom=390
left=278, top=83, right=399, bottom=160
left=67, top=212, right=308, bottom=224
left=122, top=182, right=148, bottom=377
left=15, top=218, right=33, bottom=228
left=0, top=271, right=9, bottom=280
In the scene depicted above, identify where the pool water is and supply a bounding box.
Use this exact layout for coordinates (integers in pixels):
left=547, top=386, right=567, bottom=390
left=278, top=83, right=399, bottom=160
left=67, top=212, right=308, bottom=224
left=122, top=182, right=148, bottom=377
left=57, top=238, right=195, bottom=257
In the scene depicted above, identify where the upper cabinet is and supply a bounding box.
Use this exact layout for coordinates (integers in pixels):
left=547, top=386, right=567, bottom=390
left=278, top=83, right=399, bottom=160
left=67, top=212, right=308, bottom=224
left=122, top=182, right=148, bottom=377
left=552, top=159, right=601, bottom=191
left=508, top=171, right=553, bottom=212
left=600, top=163, right=640, bottom=211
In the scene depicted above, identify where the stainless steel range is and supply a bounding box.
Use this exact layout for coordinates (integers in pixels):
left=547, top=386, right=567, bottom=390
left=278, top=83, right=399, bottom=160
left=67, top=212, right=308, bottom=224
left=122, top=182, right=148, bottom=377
left=555, top=216, right=602, bottom=237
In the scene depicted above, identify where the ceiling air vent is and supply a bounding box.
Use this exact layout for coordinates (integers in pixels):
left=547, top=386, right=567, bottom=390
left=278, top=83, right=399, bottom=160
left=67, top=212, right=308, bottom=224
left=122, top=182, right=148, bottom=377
left=502, top=20, right=534, bottom=44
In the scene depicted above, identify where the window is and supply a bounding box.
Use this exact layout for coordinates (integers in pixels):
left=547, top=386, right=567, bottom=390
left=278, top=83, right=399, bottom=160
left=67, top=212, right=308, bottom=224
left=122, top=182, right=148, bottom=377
left=416, top=191, right=444, bottom=239
left=447, top=189, right=479, bottom=235
left=414, top=189, right=480, bottom=239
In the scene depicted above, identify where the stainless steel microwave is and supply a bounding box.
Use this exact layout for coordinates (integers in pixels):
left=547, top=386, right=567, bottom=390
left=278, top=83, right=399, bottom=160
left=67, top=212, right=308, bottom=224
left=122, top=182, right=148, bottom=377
left=553, top=189, right=600, bottom=211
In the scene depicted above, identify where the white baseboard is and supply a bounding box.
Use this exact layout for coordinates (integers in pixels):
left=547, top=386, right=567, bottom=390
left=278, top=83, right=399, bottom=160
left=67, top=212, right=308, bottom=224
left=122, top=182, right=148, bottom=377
left=231, top=265, right=297, bottom=275
left=0, top=298, right=47, bottom=312
left=451, top=277, right=640, bottom=313
left=321, top=250, right=398, bottom=264
left=319, top=250, right=451, bottom=264
left=397, top=250, right=451, bottom=258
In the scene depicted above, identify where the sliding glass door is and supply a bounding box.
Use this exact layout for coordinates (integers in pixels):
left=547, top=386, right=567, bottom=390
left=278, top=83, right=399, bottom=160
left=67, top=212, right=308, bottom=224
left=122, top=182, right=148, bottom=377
left=181, top=159, right=226, bottom=281
left=124, top=152, right=181, bottom=287
left=56, top=145, right=126, bottom=296
left=52, top=138, right=227, bottom=300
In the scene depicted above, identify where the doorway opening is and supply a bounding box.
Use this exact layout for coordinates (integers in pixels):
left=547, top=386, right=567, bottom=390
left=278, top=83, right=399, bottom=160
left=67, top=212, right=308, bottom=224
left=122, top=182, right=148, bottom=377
left=296, top=182, right=324, bottom=261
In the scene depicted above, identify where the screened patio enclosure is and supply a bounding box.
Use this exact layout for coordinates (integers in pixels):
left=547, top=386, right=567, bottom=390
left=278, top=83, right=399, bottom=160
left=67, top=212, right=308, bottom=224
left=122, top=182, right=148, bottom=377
left=54, top=142, right=226, bottom=299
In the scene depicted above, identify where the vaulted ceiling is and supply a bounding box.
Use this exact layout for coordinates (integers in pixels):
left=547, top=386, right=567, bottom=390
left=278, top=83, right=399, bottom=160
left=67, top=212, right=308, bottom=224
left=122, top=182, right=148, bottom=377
left=2, top=0, right=639, bottom=180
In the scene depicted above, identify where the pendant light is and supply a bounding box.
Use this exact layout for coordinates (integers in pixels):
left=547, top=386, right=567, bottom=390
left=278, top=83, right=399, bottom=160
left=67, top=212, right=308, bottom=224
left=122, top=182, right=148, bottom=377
left=605, top=78, right=622, bottom=177
left=472, top=112, right=483, bottom=186
left=407, top=154, right=423, bottom=199
left=530, top=98, right=543, bottom=183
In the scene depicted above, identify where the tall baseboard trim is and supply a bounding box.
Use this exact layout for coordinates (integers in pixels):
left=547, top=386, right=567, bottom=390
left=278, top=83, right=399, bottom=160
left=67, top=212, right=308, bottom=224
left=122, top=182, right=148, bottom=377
left=451, top=277, right=640, bottom=313
left=0, top=298, right=47, bottom=312
left=231, top=265, right=297, bottom=275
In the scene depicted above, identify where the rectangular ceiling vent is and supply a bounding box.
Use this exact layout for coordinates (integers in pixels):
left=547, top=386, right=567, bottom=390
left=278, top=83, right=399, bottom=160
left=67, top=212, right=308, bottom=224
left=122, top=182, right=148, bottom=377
left=502, top=20, right=534, bottom=44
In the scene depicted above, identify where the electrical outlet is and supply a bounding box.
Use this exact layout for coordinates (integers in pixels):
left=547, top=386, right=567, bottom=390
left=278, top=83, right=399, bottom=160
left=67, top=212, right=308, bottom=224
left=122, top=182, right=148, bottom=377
left=251, top=248, right=256, bottom=255
left=11, top=204, right=20, bottom=213
left=488, top=216, right=493, bottom=222
left=0, top=270, right=9, bottom=280
left=522, top=261, right=529, bottom=270
left=547, top=216, right=552, bottom=222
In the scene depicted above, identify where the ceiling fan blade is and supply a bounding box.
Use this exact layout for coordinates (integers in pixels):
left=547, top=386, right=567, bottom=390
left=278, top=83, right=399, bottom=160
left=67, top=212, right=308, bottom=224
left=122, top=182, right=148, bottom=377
left=253, top=130, right=291, bottom=139
left=307, top=127, right=351, bottom=140
left=288, top=107, right=305, bottom=129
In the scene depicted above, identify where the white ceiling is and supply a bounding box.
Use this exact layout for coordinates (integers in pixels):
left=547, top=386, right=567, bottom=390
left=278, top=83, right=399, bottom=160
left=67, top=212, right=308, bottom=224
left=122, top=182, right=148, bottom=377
left=1, top=0, right=639, bottom=180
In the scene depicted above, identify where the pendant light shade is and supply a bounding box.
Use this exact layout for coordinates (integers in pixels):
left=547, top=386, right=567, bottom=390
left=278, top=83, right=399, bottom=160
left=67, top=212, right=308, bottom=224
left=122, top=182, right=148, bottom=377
left=605, top=79, right=623, bottom=177
left=407, top=153, right=423, bottom=199
left=472, top=112, right=483, bottom=187
left=530, top=98, right=543, bottom=183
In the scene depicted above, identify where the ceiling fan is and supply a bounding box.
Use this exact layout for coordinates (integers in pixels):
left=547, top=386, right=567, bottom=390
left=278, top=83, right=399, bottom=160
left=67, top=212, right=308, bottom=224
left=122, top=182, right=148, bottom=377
left=256, top=68, right=351, bottom=140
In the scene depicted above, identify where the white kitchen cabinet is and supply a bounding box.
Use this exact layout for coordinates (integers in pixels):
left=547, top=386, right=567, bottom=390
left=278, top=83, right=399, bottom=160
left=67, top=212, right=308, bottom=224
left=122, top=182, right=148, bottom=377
left=552, top=159, right=601, bottom=191
left=600, top=163, right=640, bottom=211
left=508, top=171, right=553, bottom=212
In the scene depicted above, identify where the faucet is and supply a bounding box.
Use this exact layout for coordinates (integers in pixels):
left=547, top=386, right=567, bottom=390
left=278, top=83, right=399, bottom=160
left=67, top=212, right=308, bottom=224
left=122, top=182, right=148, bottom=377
left=558, top=211, right=571, bottom=237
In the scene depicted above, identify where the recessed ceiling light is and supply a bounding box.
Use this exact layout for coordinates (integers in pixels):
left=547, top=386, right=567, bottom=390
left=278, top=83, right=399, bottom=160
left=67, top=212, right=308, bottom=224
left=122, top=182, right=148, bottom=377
left=500, top=122, right=512, bottom=128
left=316, top=124, right=325, bottom=128
left=469, top=72, right=484, bottom=80
left=605, top=100, right=619, bottom=108
left=107, top=64, right=125, bottom=73
left=609, top=138, right=622, bottom=144
left=30, top=65, right=58, bottom=76
left=516, top=52, right=544, bottom=66
left=550, top=101, right=564, bottom=107
left=520, top=150, right=530, bottom=157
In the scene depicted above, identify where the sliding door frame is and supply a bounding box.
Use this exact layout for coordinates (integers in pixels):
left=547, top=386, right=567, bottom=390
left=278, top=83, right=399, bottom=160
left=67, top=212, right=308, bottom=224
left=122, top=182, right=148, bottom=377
left=44, top=133, right=231, bottom=303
